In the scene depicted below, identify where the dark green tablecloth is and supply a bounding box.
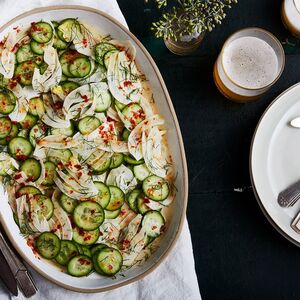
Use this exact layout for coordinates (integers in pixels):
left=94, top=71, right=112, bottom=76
left=117, top=0, right=300, bottom=299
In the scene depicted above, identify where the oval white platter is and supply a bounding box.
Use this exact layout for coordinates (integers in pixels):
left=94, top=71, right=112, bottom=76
left=0, top=5, right=188, bottom=292
left=251, top=82, right=300, bottom=247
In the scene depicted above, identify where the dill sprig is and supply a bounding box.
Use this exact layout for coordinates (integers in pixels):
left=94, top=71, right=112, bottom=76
left=150, top=0, right=238, bottom=41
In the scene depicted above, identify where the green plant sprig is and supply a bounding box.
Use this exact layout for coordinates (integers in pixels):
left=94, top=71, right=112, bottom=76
left=150, top=0, right=238, bottom=41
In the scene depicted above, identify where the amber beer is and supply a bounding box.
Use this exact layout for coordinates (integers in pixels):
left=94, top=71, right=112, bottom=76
left=213, top=28, right=285, bottom=102
left=282, top=0, right=300, bottom=37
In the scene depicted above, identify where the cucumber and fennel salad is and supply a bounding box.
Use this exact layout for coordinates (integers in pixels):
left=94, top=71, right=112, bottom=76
left=0, top=18, right=175, bottom=278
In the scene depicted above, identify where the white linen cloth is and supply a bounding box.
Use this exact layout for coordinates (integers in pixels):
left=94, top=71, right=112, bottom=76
left=0, top=0, right=201, bottom=299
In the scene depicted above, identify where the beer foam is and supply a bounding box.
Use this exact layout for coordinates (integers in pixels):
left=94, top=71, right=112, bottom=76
left=222, top=36, right=279, bottom=89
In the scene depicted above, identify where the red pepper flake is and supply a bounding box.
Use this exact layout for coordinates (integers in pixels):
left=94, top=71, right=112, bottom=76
left=108, top=264, right=113, bottom=270
left=143, top=197, right=150, bottom=204
left=106, top=116, right=114, bottom=122
left=74, top=164, right=81, bottom=170
left=53, top=101, right=63, bottom=110
left=99, top=231, right=103, bottom=236
left=65, top=161, right=72, bottom=168
left=79, top=258, right=91, bottom=265
left=123, top=80, right=132, bottom=87
left=152, top=225, right=157, bottom=230
left=120, top=209, right=126, bottom=216
left=81, top=95, right=89, bottom=102
left=27, top=176, right=35, bottom=182
left=77, top=171, right=82, bottom=179
left=11, top=43, right=19, bottom=53
left=15, top=154, right=28, bottom=161
left=57, top=224, right=61, bottom=229
left=82, top=38, right=88, bottom=48
left=84, top=235, right=91, bottom=241
left=14, top=173, right=22, bottom=180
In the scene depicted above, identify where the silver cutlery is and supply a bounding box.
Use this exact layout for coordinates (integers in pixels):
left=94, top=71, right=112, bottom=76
left=0, top=249, right=18, bottom=296
left=277, top=179, right=300, bottom=207
left=0, top=229, right=37, bottom=298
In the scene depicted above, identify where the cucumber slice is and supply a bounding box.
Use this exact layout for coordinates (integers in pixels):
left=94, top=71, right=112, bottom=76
left=103, top=49, right=119, bottom=69
left=59, top=50, right=82, bottom=77
left=73, top=201, right=104, bottom=230
left=48, top=149, right=72, bottom=164
left=30, top=22, right=53, bottom=44
left=75, top=244, right=91, bottom=257
left=31, top=194, right=54, bottom=220
left=0, top=91, right=16, bottom=115
left=16, top=44, right=36, bottom=64
left=90, top=243, right=107, bottom=256
left=8, top=137, right=33, bottom=160
left=94, top=182, right=110, bottom=209
left=124, top=155, right=144, bottom=166
left=60, top=193, right=78, bottom=213
left=137, top=194, right=152, bottom=215
left=60, top=81, right=79, bottom=95
left=67, top=255, right=93, bottom=277
left=69, top=57, right=91, bottom=78
left=91, top=152, right=112, bottom=173
left=57, top=19, right=80, bottom=42
left=60, top=73, right=68, bottom=82
left=133, top=164, right=151, bottom=181
left=104, top=208, right=121, bottom=219
left=16, top=185, right=41, bottom=197
left=94, top=90, right=112, bottom=112
left=42, top=161, right=56, bottom=186
left=142, top=210, right=165, bottom=238
left=122, top=103, right=145, bottom=130
left=0, top=123, right=19, bottom=145
left=94, top=247, right=123, bottom=276
left=114, top=99, right=126, bottom=111
left=15, top=61, right=38, bottom=86
left=55, top=240, right=78, bottom=266
left=142, top=175, right=169, bottom=201
left=106, top=186, right=124, bottom=211
left=95, top=42, right=117, bottom=66
left=51, top=123, right=74, bottom=137
left=121, top=128, right=130, bottom=141
left=73, top=227, right=100, bottom=246
left=20, top=158, right=41, bottom=181
left=36, top=232, right=60, bottom=259
left=78, top=116, right=100, bottom=135
left=53, top=32, right=69, bottom=50
left=20, top=113, right=38, bottom=129
left=126, top=189, right=140, bottom=213
left=109, top=153, right=124, bottom=169
left=81, top=246, right=91, bottom=258
left=28, top=97, right=45, bottom=116
left=29, top=123, right=47, bottom=147
left=30, top=39, right=46, bottom=55
left=0, top=117, right=11, bottom=139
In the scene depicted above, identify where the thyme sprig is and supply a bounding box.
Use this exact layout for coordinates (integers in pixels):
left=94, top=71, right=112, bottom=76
left=150, top=0, right=238, bottom=41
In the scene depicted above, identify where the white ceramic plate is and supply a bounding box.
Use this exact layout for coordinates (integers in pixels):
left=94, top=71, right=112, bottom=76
left=0, top=6, right=188, bottom=292
left=251, top=82, right=300, bottom=246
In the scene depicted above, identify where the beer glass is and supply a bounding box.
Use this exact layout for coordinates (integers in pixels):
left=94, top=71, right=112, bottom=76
left=213, top=28, right=285, bottom=103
